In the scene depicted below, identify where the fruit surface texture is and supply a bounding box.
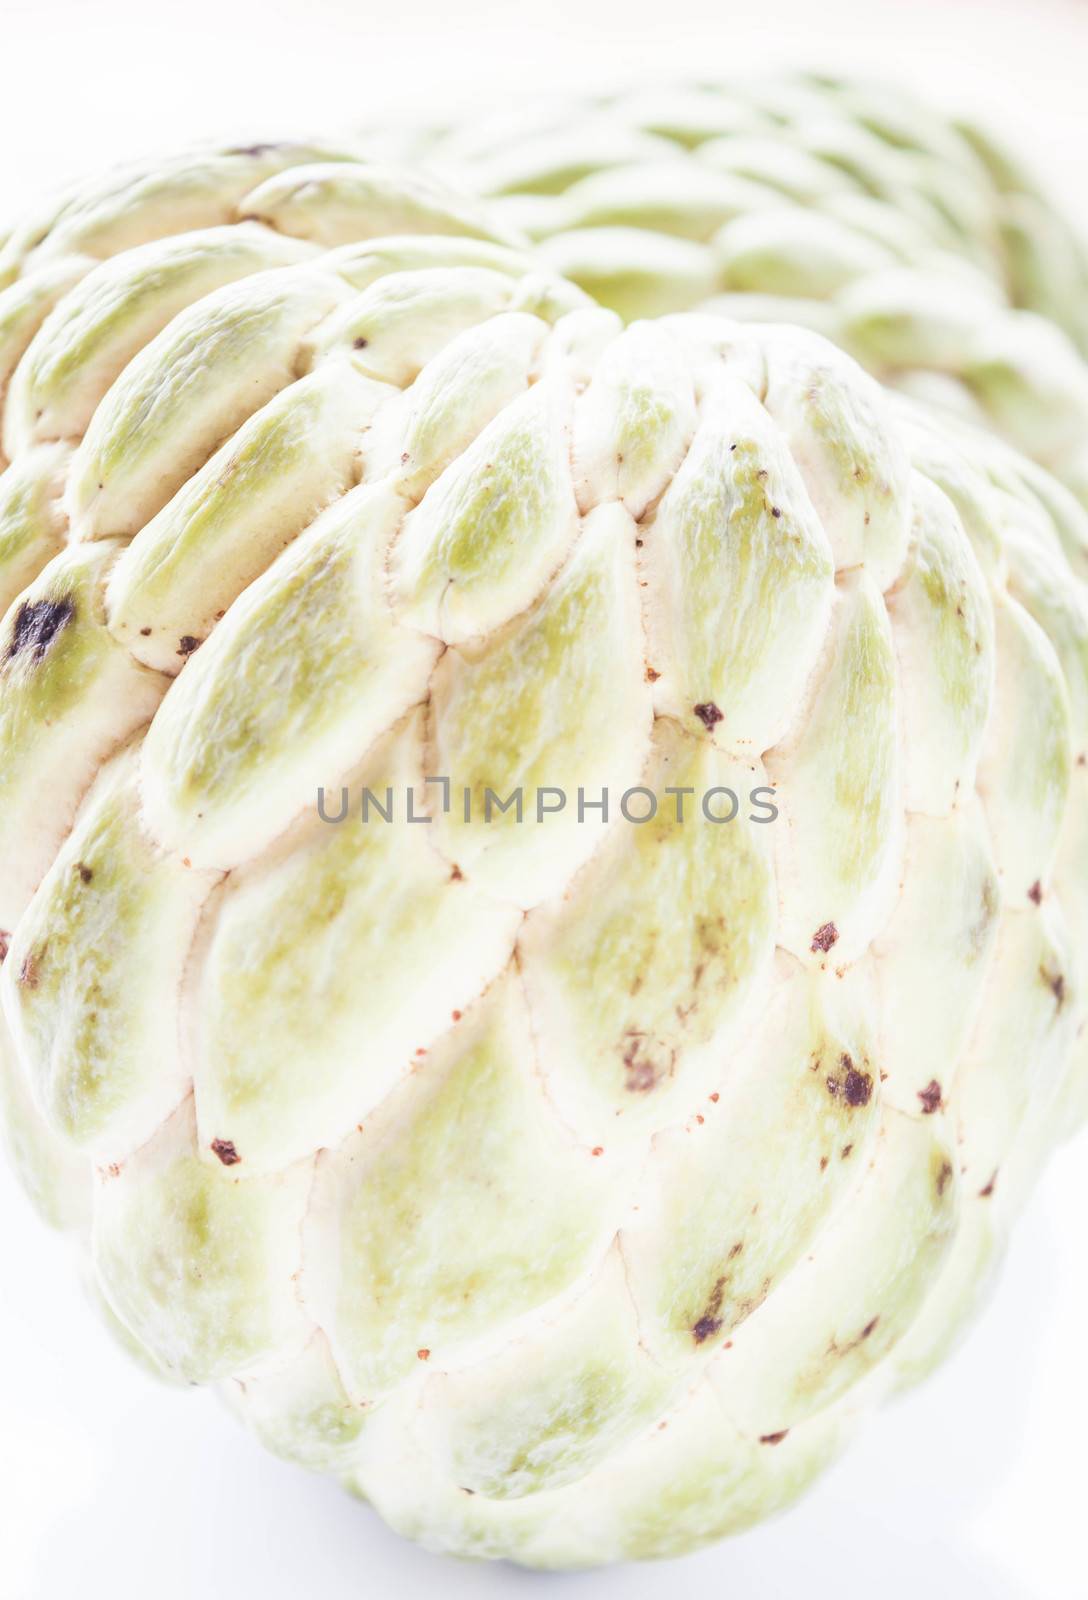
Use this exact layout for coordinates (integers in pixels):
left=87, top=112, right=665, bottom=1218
left=386, top=74, right=1088, bottom=505
left=0, top=140, right=1087, bottom=1566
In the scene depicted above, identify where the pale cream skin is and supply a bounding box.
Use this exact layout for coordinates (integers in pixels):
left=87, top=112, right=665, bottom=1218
left=385, top=77, right=1088, bottom=507
left=0, top=141, right=1085, bottom=1566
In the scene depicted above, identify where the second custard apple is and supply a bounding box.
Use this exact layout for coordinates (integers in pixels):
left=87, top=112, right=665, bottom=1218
left=377, top=74, right=1088, bottom=505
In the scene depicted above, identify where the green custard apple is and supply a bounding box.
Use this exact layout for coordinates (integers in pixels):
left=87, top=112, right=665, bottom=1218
left=0, top=138, right=1086, bottom=1566
left=381, top=74, right=1088, bottom=505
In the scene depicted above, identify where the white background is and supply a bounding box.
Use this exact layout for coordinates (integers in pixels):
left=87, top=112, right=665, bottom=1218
left=2, top=1, right=1088, bottom=1596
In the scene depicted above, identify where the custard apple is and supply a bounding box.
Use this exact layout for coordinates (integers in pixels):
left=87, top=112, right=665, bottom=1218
left=0, top=139, right=1087, bottom=1568
left=381, top=74, right=1088, bottom=505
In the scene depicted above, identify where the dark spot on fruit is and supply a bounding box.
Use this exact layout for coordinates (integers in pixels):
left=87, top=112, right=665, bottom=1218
left=645, top=665, right=660, bottom=682
left=820, top=1155, right=829, bottom=1171
left=811, top=922, right=838, bottom=954
left=693, top=701, right=723, bottom=730
left=979, top=1170, right=998, bottom=1199
left=591, top=1146, right=603, bottom=1156
left=353, top=336, right=369, bottom=350
left=1028, top=881, right=1043, bottom=905
left=936, top=1159, right=954, bottom=1197
left=18, top=948, right=43, bottom=988
left=918, top=1079, right=943, bottom=1115
left=692, top=1275, right=727, bottom=1344
left=6, top=598, right=75, bottom=662
left=843, top=1063, right=873, bottom=1107
left=0, top=932, right=8, bottom=963
left=76, top=863, right=93, bottom=884
left=860, top=1316, right=879, bottom=1340
left=770, top=506, right=782, bottom=518
left=622, top=1030, right=672, bottom=1094
left=416, top=1348, right=430, bottom=1361
left=228, top=143, right=284, bottom=157
left=760, top=1430, right=789, bottom=1446
left=140, top=627, right=152, bottom=637
left=211, top=1138, right=241, bottom=1166
left=450, top=864, right=463, bottom=881
left=451, top=1009, right=462, bottom=1022
left=827, top=1053, right=873, bottom=1107
left=1043, top=968, right=1066, bottom=1009
left=177, top=636, right=200, bottom=657
left=841, top=1143, right=853, bottom=1160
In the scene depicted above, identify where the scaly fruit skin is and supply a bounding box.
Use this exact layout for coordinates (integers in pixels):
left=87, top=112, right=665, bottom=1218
left=379, top=75, right=1088, bottom=505
left=1, top=141, right=1087, bottom=1568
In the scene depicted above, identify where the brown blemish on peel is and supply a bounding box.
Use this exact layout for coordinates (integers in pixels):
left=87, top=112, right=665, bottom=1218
left=0, top=932, right=8, bottom=964
left=759, top=1430, right=789, bottom=1446
left=622, top=1030, right=672, bottom=1094
left=979, top=1170, right=998, bottom=1199
left=936, top=1160, right=954, bottom=1198
left=1028, top=881, right=1043, bottom=905
left=918, top=1080, right=943, bottom=1115
left=6, top=598, right=75, bottom=662
left=811, top=922, right=838, bottom=954
left=693, top=701, right=723, bottom=730
left=177, top=636, right=200, bottom=657
left=827, top=1314, right=882, bottom=1362
left=211, top=1139, right=241, bottom=1166
left=826, top=1053, right=873, bottom=1108
left=692, top=1276, right=727, bottom=1344
left=76, top=863, right=94, bottom=884
left=1042, top=967, right=1066, bottom=1009
left=18, top=947, right=44, bottom=988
